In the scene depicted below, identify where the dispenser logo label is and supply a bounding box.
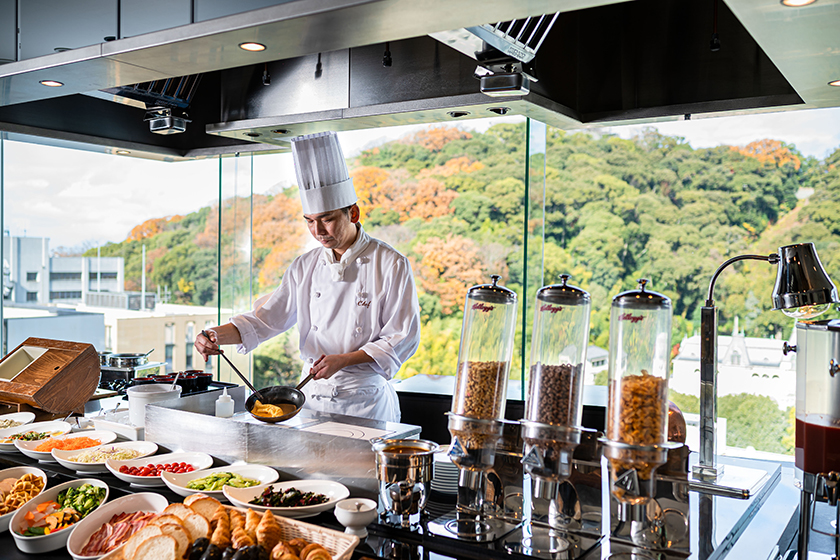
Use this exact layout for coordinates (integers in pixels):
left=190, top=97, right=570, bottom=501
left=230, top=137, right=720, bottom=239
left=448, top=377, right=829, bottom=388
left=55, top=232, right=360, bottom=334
left=614, top=468, right=640, bottom=495
left=540, top=304, right=563, bottom=314
left=619, top=313, right=644, bottom=323
left=448, top=438, right=468, bottom=459
left=472, top=303, right=495, bottom=313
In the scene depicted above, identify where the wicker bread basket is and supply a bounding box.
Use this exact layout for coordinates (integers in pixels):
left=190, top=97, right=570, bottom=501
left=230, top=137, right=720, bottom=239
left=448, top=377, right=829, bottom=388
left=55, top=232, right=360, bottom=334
left=98, top=506, right=360, bottom=560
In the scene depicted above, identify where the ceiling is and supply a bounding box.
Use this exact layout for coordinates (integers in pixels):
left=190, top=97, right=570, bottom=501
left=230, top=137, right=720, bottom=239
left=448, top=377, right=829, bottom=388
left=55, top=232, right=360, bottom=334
left=0, top=0, right=837, bottom=161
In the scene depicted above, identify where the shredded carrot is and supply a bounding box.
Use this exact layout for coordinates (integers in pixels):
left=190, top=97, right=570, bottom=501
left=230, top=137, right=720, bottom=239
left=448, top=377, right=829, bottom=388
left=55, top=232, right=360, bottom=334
left=34, top=437, right=102, bottom=452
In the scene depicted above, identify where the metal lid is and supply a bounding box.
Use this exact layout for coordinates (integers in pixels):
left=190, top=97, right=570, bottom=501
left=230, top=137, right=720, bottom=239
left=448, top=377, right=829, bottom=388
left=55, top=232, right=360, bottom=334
left=537, top=274, right=590, bottom=305
left=467, top=274, right=517, bottom=304
left=612, top=278, right=671, bottom=310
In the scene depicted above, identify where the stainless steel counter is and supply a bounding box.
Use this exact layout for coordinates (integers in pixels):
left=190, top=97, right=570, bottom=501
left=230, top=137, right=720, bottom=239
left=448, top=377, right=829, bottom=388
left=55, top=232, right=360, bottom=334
left=143, top=387, right=421, bottom=499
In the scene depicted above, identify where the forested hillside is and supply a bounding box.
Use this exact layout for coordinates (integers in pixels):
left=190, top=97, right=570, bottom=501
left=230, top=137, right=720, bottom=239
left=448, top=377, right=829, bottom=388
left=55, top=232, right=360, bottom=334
left=90, top=122, right=840, bottom=453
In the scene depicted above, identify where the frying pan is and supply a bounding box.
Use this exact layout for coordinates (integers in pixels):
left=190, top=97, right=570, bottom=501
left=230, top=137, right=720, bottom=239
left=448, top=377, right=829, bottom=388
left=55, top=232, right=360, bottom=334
left=200, top=331, right=315, bottom=423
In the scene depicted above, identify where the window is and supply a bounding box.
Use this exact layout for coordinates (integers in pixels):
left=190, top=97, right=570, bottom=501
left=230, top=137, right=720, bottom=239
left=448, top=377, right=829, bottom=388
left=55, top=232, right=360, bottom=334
left=50, top=272, right=81, bottom=281
left=185, top=322, right=195, bottom=370
left=89, top=272, right=117, bottom=280
left=164, top=323, right=176, bottom=373
left=26, top=272, right=37, bottom=282
left=731, top=352, right=741, bottom=366
left=26, top=291, right=37, bottom=302
left=49, top=291, right=81, bottom=300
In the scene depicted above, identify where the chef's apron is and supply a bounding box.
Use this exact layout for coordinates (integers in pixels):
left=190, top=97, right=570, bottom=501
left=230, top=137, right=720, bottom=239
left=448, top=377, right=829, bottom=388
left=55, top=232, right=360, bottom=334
left=301, top=371, right=401, bottom=424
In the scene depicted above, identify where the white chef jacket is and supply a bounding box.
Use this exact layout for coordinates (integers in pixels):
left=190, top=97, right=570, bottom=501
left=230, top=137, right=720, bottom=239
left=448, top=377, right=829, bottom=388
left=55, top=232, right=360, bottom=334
left=230, top=224, right=421, bottom=423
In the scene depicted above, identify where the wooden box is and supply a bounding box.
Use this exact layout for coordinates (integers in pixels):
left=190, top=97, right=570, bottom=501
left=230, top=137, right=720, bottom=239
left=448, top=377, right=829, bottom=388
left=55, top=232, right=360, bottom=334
left=0, top=337, right=99, bottom=414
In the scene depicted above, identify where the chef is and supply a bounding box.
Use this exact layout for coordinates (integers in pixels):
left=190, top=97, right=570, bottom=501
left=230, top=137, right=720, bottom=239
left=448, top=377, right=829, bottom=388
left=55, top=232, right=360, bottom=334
left=195, top=131, right=421, bottom=423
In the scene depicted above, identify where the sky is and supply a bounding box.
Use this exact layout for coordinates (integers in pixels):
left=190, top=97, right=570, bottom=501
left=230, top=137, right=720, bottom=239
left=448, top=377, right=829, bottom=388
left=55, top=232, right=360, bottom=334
left=3, top=107, right=840, bottom=251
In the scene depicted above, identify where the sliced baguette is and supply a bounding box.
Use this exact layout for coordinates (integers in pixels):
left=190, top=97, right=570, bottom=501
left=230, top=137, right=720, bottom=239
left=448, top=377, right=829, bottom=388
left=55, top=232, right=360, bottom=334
left=149, top=514, right=185, bottom=528
left=131, top=534, right=177, bottom=560
left=183, top=512, right=211, bottom=541
left=162, top=502, right=194, bottom=520
left=123, top=525, right=163, bottom=560
left=158, top=523, right=190, bottom=559
left=184, top=493, right=223, bottom=522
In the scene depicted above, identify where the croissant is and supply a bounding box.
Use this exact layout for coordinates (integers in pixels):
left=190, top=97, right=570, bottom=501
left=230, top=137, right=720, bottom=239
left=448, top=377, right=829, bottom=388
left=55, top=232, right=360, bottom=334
left=304, top=549, right=331, bottom=560
left=210, top=508, right=231, bottom=549
left=300, top=543, right=329, bottom=560
left=256, top=510, right=282, bottom=551
left=245, top=508, right=260, bottom=541
left=272, top=542, right=294, bottom=557
left=272, top=553, right=300, bottom=560
left=287, top=538, right=309, bottom=556
left=210, top=505, right=228, bottom=532
left=231, top=526, right=255, bottom=548
left=229, top=509, right=245, bottom=533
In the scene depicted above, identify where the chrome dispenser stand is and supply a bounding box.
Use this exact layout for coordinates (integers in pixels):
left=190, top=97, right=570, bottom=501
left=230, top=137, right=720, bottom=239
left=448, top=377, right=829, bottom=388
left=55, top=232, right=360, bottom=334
left=797, top=470, right=840, bottom=560
left=602, top=441, right=690, bottom=557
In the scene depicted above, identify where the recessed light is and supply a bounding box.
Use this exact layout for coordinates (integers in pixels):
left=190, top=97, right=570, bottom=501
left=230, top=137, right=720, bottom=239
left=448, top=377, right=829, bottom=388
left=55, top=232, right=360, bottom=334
left=781, top=0, right=816, bottom=6
left=39, top=80, right=64, bottom=87
left=271, top=129, right=291, bottom=135
left=829, top=79, right=840, bottom=87
left=246, top=132, right=261, bottom=138
left=447, top=111, right=471, bottom=118
left=115, top=150, right=130, bottom=155
left=239, top=42, right=266, bottom=52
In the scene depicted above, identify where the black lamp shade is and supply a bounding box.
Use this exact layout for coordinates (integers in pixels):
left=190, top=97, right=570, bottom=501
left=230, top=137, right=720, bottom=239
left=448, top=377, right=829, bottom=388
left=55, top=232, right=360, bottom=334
left=772, top=242, right=839, bottom=310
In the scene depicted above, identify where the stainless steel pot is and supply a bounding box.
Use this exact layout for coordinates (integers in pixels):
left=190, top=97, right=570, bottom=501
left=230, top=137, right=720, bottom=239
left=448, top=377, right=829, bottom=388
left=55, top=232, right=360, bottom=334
left=98, top=352, right=112, bottom=366
left=372, top=438, right=438, bottom=484
left=108, top=349, right=154, bottom=368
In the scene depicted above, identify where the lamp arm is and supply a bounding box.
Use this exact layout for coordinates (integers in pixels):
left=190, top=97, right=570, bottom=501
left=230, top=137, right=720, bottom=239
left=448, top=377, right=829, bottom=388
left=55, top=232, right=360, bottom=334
left=705, top=253, right=780, bottom=304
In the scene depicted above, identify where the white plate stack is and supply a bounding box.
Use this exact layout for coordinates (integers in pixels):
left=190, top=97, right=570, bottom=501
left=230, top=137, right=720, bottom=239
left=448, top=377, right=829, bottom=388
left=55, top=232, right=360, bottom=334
left=430, top=454, right=459, bottom=495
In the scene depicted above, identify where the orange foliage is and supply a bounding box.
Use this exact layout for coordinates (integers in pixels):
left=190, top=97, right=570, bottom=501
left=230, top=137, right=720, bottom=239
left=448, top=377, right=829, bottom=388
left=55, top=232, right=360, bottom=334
left=127, top=215, right=183, bottom=241
left=391, top=178, right=457, bottom=222
left=413, top=235, right=486, bottom=314
left=408, top=127, right=472, bottom=152
left=417, top=156, right=484, bottom=179
left=733, top=139, right=801, bottom=170
left=351, top=166, right=396, bottom=219
left=253, top=195, right=306, bottom=289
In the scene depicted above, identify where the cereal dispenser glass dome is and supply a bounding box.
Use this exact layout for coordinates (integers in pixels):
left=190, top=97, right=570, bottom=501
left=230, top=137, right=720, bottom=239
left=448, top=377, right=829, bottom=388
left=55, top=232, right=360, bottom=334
left=451, top=274, right=518, bottom=421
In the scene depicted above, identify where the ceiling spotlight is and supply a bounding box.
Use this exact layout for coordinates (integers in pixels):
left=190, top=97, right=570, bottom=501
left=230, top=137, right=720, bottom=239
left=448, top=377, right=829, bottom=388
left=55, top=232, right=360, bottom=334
left=39, top=80, right=64, bottom=87
left=829, top=79, right=840, bottom=87
left=115, top=150, right=130, bottom=155
left=246, top=132, right=261, bottom=138
left=781, top=0, right=817, bottom=6
left=271, top=129, right=291, bottom=135
left=487, top=107, right=510, bottom=116
left=239, top=42, right=266, bottom=52
left=447, top=111, right=471, bottom=118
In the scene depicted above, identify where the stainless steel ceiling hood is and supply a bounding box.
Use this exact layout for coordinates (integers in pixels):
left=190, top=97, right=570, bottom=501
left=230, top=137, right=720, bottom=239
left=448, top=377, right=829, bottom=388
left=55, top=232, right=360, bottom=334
left=0, top=0, right=837, bottom=161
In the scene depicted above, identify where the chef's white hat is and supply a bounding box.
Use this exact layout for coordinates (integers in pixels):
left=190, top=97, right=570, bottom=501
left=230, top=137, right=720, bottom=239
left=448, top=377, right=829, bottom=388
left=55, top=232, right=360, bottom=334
left=290, top=131, right=357, bottom=215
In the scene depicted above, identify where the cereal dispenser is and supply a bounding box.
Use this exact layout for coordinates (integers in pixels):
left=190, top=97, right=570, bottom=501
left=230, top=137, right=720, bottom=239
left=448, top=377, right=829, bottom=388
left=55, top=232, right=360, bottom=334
left=447, top=274, right=517, bottom=534
left=601, top=279, right=689, bottom=554
left=516, top=276, right=604, bottom=556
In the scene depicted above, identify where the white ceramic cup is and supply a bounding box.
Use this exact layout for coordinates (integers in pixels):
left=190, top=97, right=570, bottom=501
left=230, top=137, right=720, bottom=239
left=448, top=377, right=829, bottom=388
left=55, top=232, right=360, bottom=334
left=126, top=384, right=182, bottom=427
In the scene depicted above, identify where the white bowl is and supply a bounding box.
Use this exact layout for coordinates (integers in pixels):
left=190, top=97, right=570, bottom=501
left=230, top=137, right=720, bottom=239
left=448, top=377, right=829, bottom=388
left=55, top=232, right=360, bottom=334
left=161, top=463, right=278, bottom=500
left=66, top=492, right=168, bottom=560
left=334, top=498, right=378, bottom=537
left=105, top=451, right=213, bottom=487
left=0, top=466, right=48, bottom=532
left=223, top=479, right=350, bottom=519
left=15, top=430, right=117, bottom=462
left=53, top=441, right=159, bottom=474
left=0, top=412, right=35, bottom=431
left=10, top=478, right=109, bottom=553
left=0, top=421, right=72, bottom=452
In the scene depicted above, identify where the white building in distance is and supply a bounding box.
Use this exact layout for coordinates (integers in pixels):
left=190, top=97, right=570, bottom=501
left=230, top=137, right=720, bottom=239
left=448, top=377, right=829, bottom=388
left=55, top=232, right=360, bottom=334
left=670, top=318, right=794, bottom=410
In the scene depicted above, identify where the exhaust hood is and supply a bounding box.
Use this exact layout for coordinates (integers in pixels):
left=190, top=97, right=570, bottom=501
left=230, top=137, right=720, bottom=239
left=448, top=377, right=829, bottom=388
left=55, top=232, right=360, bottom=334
left=0, top=0, right=837, bottom=161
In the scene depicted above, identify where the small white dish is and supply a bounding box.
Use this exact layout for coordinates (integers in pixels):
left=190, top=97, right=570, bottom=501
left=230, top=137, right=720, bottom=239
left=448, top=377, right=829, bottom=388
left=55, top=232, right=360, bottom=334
left=334, top=498, right=378, bottom=537
left=0, top=466, right=48, bottom=532
left=15, top=430, right=117, bottom=462
left=224, top=479, right=350, bottom=519
left=66, top=492, right=168, bottom=560
left=10, top=478, right=109, bottom=553
left=161, top=463, right=278, bottom=500
left=0, top=412, right=35, bottom=431
left=0, top=421, right=72, bottom=452
left=53, top=441, right=159, bottom=474
left=105, top=451, right=213, bottom=487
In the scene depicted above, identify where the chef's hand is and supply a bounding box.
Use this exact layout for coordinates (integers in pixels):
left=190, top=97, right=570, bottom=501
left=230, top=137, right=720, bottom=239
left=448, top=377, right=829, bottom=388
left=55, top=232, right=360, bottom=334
left=310, top=350, right=375, bottom=380
left=195, top=330, right=223, bottom=362
left=310, top=354, right=346, bottom=380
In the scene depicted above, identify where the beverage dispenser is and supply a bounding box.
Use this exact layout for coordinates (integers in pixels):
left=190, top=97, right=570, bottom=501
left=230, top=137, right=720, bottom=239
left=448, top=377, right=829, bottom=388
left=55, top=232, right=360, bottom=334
left=447, top=274, right=517, bottom=533
left=790, top=319, right=840, bottom=559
